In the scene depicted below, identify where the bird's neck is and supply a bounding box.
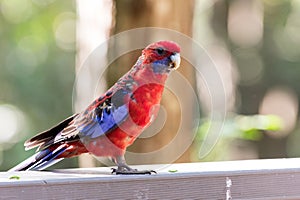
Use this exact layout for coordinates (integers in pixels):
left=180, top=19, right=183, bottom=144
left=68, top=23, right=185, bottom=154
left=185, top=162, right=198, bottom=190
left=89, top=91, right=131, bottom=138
left=131, top=57, right=169, bottom=86
left=123, top=60, right=169, bottom=128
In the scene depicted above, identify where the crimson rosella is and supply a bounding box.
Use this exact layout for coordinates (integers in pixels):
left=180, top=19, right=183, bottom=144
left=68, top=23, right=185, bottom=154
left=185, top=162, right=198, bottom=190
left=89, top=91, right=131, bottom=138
left=9, top=41, right=181, bottom=174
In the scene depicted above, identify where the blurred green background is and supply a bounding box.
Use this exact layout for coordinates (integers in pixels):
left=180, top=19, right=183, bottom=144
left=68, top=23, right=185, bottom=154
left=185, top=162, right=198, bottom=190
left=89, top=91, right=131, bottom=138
left=0, top=0, right=76, bottom=169
left=1, top=0, right=300, bottom=170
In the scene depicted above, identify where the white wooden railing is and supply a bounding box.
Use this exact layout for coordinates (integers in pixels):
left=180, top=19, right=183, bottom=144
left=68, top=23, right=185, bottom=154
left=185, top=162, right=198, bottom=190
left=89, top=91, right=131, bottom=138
left=1, top=158, right=300, bottom=199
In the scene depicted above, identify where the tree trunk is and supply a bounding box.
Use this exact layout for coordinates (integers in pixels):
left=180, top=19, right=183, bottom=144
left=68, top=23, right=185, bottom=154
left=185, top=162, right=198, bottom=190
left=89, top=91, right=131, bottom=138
left=75, top=0, right=113, bottom=167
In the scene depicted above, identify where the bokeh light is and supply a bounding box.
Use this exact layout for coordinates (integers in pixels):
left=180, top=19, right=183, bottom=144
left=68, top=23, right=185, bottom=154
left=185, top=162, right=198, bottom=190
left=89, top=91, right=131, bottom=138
left=259, top=86, right=298, bottom=138
left=53, top=12, right=76, bottom=51
left=0, top=104, right=26, bottom=145
left=0, top=0, right=33, bottom=24
left=228, top=0, right=263, bottom=47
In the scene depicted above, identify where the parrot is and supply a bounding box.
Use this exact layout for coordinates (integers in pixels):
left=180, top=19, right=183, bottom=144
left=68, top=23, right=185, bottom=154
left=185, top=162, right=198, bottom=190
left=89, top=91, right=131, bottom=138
left=9, top=40, right=181, bottom=174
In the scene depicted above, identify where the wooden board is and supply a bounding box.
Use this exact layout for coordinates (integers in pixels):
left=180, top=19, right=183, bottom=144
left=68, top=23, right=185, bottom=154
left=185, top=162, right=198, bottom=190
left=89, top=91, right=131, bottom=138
left=2, top=158, right=300, bottom=199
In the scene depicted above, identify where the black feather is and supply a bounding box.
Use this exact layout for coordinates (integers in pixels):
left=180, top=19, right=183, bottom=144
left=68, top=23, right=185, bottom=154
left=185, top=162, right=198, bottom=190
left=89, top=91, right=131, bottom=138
left=25, top=114, right=78, bottom=150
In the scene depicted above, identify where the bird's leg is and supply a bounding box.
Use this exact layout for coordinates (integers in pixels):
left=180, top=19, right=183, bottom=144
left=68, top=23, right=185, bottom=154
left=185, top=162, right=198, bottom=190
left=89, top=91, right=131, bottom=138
left=111, top=155, right=156, bottom=175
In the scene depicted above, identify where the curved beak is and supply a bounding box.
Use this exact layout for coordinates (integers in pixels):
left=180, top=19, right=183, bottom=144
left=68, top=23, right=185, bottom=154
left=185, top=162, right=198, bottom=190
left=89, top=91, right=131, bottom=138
left=170, top=53, right=181, bottom=70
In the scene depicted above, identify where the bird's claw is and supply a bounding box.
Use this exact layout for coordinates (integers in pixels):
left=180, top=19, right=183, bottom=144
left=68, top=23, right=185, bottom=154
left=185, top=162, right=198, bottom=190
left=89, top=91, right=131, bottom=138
left=111, top=167, right=156, bottom=175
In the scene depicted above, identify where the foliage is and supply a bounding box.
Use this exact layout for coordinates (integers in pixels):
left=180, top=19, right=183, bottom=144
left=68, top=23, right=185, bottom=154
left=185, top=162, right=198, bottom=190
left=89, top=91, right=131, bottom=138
left=0, top=0, right=77, bottom=170
left=1, top=0, right=300, bottom=171
left=194, top=114, right=283, bottom=161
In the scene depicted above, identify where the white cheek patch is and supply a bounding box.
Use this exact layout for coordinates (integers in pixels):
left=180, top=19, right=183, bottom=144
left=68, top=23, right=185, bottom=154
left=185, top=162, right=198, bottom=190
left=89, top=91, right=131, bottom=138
left=170, top=53, right=181, bottom=70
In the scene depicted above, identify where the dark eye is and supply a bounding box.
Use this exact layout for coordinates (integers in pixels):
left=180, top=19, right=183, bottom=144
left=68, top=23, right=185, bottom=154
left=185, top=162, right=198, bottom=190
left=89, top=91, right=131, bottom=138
left=156, top=47, right=165, bottom=55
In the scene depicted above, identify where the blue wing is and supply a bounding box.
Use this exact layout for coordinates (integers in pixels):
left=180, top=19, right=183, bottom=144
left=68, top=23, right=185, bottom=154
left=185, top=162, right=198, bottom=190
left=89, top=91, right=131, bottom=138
left=94, top=104, right=128, bottom=138
left=70, top=89, right=130, bottom=139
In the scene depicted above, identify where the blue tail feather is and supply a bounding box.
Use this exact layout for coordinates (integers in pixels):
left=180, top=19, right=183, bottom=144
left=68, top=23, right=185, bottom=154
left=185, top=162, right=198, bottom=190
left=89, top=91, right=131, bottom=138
left=8, top=145, right=67, bottom=171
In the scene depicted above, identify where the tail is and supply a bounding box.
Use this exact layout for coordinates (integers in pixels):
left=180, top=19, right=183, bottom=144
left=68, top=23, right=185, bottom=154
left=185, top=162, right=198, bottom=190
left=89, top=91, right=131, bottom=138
left=9, top=114, right=78, bottom=171
left=9, top=145, right=67, bottom=171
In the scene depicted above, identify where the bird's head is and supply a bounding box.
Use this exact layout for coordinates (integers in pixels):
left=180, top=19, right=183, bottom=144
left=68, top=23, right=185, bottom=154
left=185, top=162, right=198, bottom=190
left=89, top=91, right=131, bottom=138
left=142, top=41, right=181, bottom=74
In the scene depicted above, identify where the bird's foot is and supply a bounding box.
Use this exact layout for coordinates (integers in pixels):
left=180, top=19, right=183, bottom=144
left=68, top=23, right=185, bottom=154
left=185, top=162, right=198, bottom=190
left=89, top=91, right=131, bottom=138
left=111, top=166, right=156, bottom=175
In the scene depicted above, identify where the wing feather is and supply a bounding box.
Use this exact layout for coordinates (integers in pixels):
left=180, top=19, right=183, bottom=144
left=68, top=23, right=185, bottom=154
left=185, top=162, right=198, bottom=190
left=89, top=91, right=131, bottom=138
left=24, top=114, right=78, bottom=150
left=24, top=88, right=130, bottom=151
left=74, top=94, right=129, bottom=139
